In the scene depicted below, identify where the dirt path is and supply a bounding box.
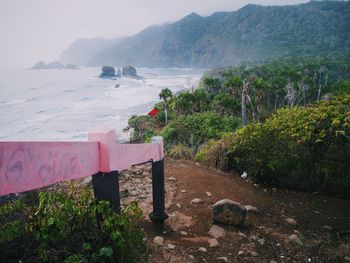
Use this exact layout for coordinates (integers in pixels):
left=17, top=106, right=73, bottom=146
left=130, top=158, right=350, bottom=263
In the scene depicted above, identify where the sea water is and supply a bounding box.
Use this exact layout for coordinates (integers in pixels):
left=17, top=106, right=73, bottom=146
left=0, top=67, right=204, bottom=142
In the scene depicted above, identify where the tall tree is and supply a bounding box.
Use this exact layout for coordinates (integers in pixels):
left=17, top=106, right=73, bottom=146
left=159, top=88, right=173, bottom=125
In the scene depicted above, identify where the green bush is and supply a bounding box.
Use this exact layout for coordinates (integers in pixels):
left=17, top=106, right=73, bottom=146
left=168, top=143, right=193, bottom=159
left=125, top=115, right=154, bottom=142
left=0, top=185, right=145, bottom=262
left=198, top=95, right=350, bottom=198
left=160, top=112, right=241, bottom=150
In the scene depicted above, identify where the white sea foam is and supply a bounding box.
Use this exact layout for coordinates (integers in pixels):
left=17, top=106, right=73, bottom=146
left=0, top=67, right=204, bottom=142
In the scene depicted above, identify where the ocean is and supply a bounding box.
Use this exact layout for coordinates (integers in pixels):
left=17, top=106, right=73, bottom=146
left=0, top=67, right=204, bottom=142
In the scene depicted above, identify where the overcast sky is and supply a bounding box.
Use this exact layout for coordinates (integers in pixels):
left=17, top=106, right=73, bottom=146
left=0, top=0, right=309, bottom=68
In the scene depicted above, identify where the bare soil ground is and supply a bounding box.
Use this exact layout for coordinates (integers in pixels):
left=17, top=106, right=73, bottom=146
left=132, top=158, right=350, bottom=263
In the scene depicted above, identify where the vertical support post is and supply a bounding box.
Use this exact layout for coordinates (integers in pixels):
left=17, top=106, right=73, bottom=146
left=149, top=159, right=168, bottom=223
left=149, top=136, right=168, bottom=223
left=92, top=171, right=120, bottom=213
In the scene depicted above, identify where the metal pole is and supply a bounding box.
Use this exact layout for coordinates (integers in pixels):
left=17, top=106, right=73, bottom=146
left=150, top=158, right=168, bottom=223
left=92, top=170, right=120, bottom=213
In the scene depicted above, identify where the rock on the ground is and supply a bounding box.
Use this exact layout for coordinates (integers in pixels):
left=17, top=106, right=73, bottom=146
left=250, top=250, right=259, bottom=257
left=165, top=211, right=194, bottom=232
left=206, top=191, right=212, bottom=197
left=289, top=234, right=303, bottom=246
left=213, top=199, right=247, bottom=226
left=237, top=251, right=245, bottom=256
left=191, top=198, right=203, bottom=204
left=216, top=257, right=228, bottom=262
left=258, top=238, right=265, bottom=246
left=100, top=66, right=116, bottom=78
left=167, top=244, right=176, bottom=250
left=238, top=232, right=248, bottom=238
left=198, top=247, right=207, bottom=253
left=153, top=236, right=164, bottom=247
left=208, top=238, right=220, bottom=248
left=244, top=205, right=259, bottom=213
left=208, top=224, right=226, bottom=239
left=285, top=217, right=297, bottom=225
left=180, top=231, right=188, bottom=236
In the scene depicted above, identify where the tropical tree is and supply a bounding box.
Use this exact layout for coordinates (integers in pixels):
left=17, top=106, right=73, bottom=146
left=159, top=88, right=173, bottom=125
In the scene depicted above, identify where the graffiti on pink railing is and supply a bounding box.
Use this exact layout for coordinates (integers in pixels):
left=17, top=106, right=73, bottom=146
left=0, top=129, right=164, bottom=196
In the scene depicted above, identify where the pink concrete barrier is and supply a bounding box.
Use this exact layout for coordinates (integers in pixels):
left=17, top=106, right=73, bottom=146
left=0, top=129, right=163, bottom=196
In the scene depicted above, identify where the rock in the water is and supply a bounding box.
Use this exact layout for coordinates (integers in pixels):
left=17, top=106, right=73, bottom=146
left=198, top=247, right=207, bottom=253
left=31, top=61, right=64, bottom=70
left=153, top=236, right=164, bottom=247
left=64, top=64, right=79, bottom=69
left=208, top=238, right=220, bottom=248
left=213, top=199, right=246, bottom=226
left=100, top=66, right=116, bottom=78
left=191, top=198, right=203, bottom=204
left=165, top=211, right=194, bottom=232
left=285, top=218, right=297, bottom=225
left=289, top=234, right=303, bottom=246
left=116, top=68, right=121, bottom=77
left=122, top=65, right=140, bottom=79
left=208, top=224, right=226, bottom=239
left=31, top=61, right=47, bottom=69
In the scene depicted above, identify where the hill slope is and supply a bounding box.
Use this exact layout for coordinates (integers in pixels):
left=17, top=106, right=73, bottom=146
left=60, top=1, right=350, bottom=67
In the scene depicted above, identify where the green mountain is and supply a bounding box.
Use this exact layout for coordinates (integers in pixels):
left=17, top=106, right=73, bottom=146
left=60, top=1, right=350, bottom=68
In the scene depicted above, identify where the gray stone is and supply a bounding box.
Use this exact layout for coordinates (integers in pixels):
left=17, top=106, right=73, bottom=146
left=238, top=232, right=247, bottom=238
left=153, top=236, right=164, bottom=247
left=208, top=238, right=220, bottom=248
left=250, top=251, right=258, bottom=257
left=198, top=247, right=207, bottom=253
left=165, top=211, right=194, bottom=232
left=208, top=224, right=226, bottom=239
left=244, top=205, right=259, bottom=213
left=216, top=257, right=228, bottom=262
left=167, top=244, right=176, bottom=250
left=289, top=234, right=303, bottom=246
left=258, top=238, right=265, bottom=246
left=213, top=199, right=246, bottom=226
left=191, top=198, right=203, bottom=204
left=285, top=218, right=297, bottom=225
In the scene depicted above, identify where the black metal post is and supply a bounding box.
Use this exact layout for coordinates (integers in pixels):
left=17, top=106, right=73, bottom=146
left=92, top=171, right=120, bottom=213
left=149, top=159, right=168, bottom=223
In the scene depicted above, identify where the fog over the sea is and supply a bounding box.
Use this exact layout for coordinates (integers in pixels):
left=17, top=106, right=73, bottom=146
left=0, top=0, right=309, bottom=68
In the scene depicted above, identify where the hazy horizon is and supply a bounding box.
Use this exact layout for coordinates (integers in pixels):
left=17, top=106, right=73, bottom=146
left=0, top=0, right=310, bottom=68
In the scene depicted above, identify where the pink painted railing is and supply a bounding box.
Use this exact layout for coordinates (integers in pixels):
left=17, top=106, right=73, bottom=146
left=0, top=129, right=164, bottom=197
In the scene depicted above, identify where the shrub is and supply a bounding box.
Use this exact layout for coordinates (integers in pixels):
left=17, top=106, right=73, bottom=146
left=0, top=184, right=145, bottom=262
left=168, top=143, right=193, bottom=159
left=199, top=95, right=350, bottom=197
left=159, top=112, right=241, bottom=151
left=125, top=115, right=154, bottom=142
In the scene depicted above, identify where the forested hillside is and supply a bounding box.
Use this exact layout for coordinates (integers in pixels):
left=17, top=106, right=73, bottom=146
left=60, top=1, right=350, bottom=67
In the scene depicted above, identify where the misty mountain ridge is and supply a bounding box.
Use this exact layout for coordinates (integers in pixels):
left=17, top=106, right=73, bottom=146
left=60, top=1, right=350, bottom=68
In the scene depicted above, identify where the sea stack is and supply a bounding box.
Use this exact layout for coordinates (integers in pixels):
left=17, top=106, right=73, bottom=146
left=99, top=66, right=116, bottom=78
